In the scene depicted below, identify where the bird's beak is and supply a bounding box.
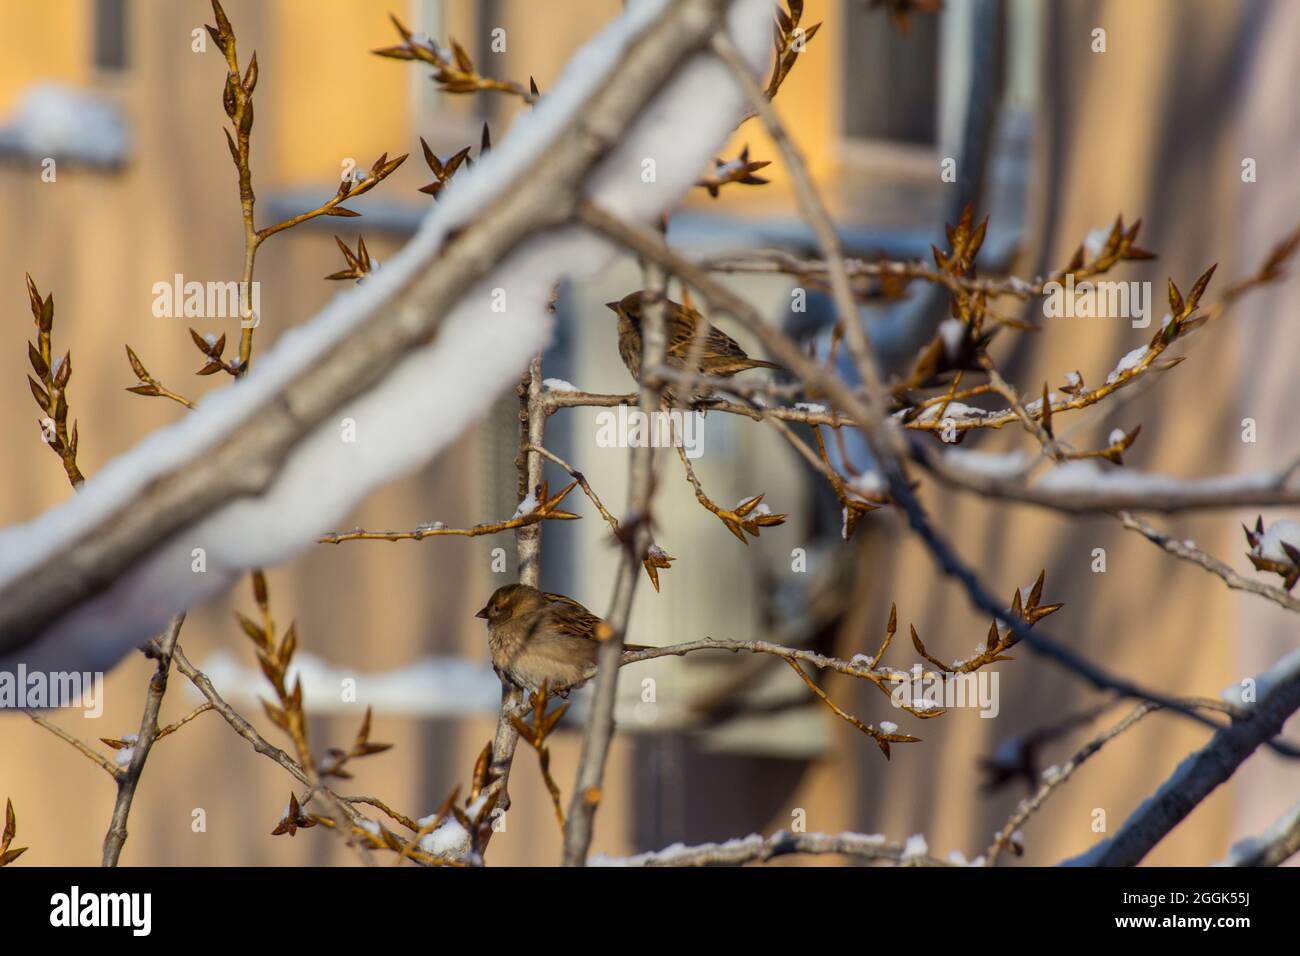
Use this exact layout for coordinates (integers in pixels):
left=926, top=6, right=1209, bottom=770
left=474, top=606, right=489, bottom=620
left=604, top=301, right=620, bottom=313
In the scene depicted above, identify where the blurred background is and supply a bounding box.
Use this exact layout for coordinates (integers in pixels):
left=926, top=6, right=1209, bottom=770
left=1, top=0, right=1297, bottom=865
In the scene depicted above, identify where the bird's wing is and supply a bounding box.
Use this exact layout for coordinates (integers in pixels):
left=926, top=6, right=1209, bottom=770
left=704, top=324, right=751, bottom=360
left=538, top=592, right=651, bottom=651
left=539, top=592, right=604, bottom=642
left=665, top=312, right=750, bottom=365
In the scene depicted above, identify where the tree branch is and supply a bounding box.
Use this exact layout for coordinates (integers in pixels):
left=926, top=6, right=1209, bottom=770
left=1117, top=511, right=1300, bottom=613
left=573, top=201, right=1300, bottom=758
left=0, top=0, right=752, bottom=661
left=562, top=265, right=668, bottom=865
left=101, top=613, right=186, bottom=866
left=1218, top=798, right=1300, bottom=866
left=1063, top=658, right=1300, bottom=866
left=591, top=830, right=948, bottom=867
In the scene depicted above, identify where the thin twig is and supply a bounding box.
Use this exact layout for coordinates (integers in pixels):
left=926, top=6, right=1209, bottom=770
left=1118, top=511, right=1300, bottom=613
left=1218, top=798, right=1300, bottom=866
left=317, top=479, right=579, bottom=544
left=986, top=702, right=1156, bottom=865
left=340, top=796, right=421, bottom=833
left=545, top=387, right=855, bottom=427
left=173, top=645, right=427, bottom=864
left=592, top=830, right=950, bottom=867
left=784, top=658, right=917, bottom=756
left=527, top=444, right=623, bottom=535
left=1064, top=661, right=1300, bottom=866
left=27, top=713, right=119, bottom=777
left=711, top=32, right=883, bottom=401
left=154, top=702, right=213, bottom=740
left=562, top=267, right=668, bottom=865
left=102, top=613, right=187, bottom=866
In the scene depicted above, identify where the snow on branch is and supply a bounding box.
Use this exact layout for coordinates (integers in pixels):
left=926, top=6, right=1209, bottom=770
left=0, top=0, right=773, bottom=675
left=924, top=446, right=1300, bottom=514
left=1217, top=798, right=1300, bottom=867
left=1064, top=650, right=1300, bottom=866
left=589, top=830, right=951, bottom=867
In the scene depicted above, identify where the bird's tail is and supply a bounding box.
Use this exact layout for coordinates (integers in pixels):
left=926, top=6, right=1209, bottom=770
left=748, top=358, right=783, bottom=371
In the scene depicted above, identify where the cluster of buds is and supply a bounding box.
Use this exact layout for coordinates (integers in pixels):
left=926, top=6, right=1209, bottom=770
left=1244, top=516, right=1300, bottom=590
left=24, top=275, right=81, bottom=486
left=374, top=15, right=539, bottom=104
left=0, top=800, right=26, bottom=866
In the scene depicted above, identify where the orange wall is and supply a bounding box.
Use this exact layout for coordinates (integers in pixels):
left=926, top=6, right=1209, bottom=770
left=0, top=0, right=88, bottom=110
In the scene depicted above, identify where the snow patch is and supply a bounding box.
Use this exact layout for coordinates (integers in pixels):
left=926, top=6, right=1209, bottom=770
left=1252, top=519, right=1300, bottom=562
left=1082, top=227, right=1110, bottom=260
left=901, top=833, right=929, bottom=860
left=511, top=491, right=540, bottom=520
left=418, top=816, right=472, bottom=857
left=1105, top=345, right=1148, bottom=384
left=0, top=83, right=130, bottom=165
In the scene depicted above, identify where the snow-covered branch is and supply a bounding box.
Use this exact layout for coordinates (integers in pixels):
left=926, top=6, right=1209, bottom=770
left=923, top=446, right=1300, bottom=514
left=1118, top=511, right=1300, bottom=614
left=0, top=0, right=772, bottom=675
left=1064, top=650, right=1300, bottom=866
left=1217, top=798, right=1300, bottom=867
left=590, top=830, right=951, bottom=867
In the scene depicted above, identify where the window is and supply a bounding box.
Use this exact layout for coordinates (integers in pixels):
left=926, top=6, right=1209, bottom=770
left=94, top=0, right=128, bottom=72
left=841, top=4, right=940, bottom=146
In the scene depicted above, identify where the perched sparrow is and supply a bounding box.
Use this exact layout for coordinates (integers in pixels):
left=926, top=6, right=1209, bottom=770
left=475, top=584, right=646, bottom=694
left=605, top=292, right=781, bottom=401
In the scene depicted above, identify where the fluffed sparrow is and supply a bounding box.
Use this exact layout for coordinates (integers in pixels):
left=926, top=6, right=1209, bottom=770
left=476, top=584, right=646, bottom=694
left=605, top=292, right=780, bottom=402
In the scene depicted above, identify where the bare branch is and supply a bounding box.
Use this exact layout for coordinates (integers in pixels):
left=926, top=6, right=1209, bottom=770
left=1218, top=798, right=1300, bottom=867
left=987, top=703, right=1155, bottom=865
left=102, top=613, right=187, bottom=866
left=1064, top=658, right=1300, bottom=866
left=592, top=830, right=948, bottom=867
left=1119, top=511, right=1300, bottom=613
left=27, top=712, right=119, bottom=777
left=317, top=479, right=579, bottom=544
left=923, top=446, right=1300, bottom=514
left=563, top=269, right=669, bottom=866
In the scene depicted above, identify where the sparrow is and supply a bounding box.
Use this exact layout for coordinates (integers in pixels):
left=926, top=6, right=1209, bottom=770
left=475, top=584, right=647, bottom=695
left=605, top=292, right=781, bottom=402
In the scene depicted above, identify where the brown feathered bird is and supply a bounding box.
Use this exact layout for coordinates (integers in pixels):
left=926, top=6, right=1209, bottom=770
left=475, top=584, right=647, bottom=694
left=605, top=292, right=781, bottom=400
